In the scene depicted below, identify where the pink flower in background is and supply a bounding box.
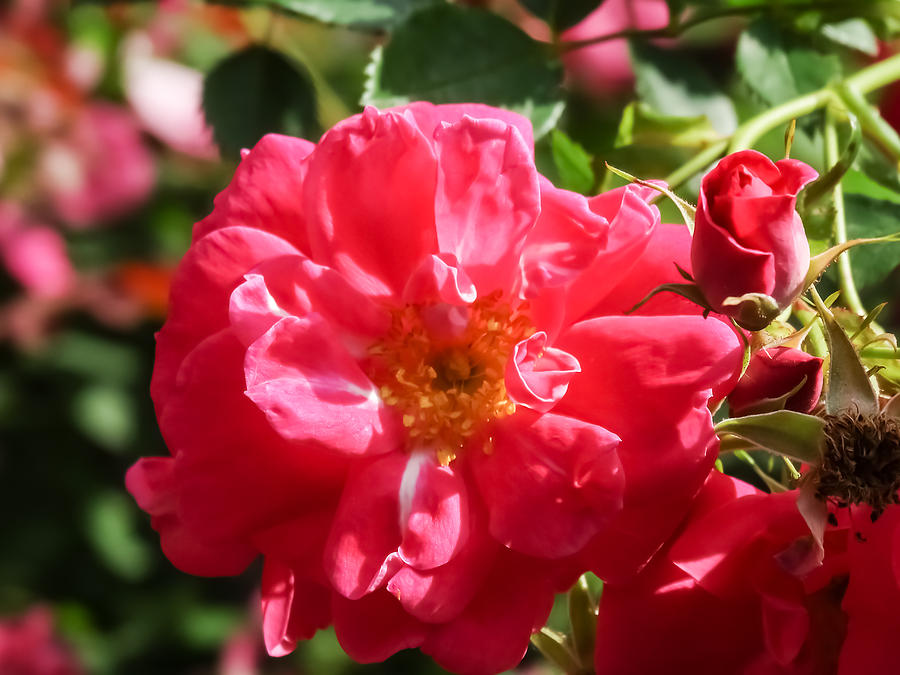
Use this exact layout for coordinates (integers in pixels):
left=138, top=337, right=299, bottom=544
left=0, top=202, right=74, bottom=298
left=561, top=0, right=670, bottom=94
left=39, top=103, right=155, bottom=227
left=127, top=103, right=742, bottom=673
left=0, top=607, right=83, bottom=675
left=728, top=346, right=824, bottom=417
left=122, top=32, right=218, bottom=159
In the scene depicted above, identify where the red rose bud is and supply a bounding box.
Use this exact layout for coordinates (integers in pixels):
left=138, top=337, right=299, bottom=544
left=728, top=346, right=823, bottom=417
left=691, top=150, right=818, bottom=330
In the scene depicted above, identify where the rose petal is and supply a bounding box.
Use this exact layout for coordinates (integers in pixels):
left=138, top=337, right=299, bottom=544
left=505, top=332, right=581, bottom=413
left=434, top=115, right=540, bottom=295
left=261, top=559, right=331, bottom=656
left=193, top=134, right=315, bottom=251
left=323, top=453, right=407, bottom=599
left=422, top=552, right=556, bottom=675
left=229, top=254, right=390, bottom=349
left=519, top=178, right=608, bottom=299
left=244, top=315, right=400, bottom=455
left=332, top=590, right=427, bottom=663
left=125, top=456, right=257, bottom=576
left=397, top=451, right=470, bottom=571
left=152, top=226, right=300, bottom=420
left=473, top=412, right=623, bottom=558
left=304, top=106, right=438, bottom=297
left=402, top=253, right=477, bottom=306
left=397, top=101, right=535, bottom=155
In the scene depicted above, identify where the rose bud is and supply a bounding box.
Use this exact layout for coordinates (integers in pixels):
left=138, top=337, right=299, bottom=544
left=727, top=346, right=823, bottom=417
left=691, top=150, right=818, bottom=330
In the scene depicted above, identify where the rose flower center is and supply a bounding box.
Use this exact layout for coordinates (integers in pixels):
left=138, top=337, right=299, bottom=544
left=812, top=411, right=900, bottom=520
left=365, top=291, right=534, bottom=465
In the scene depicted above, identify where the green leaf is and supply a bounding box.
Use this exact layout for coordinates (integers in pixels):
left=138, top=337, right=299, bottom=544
left=736, top=20, right=842, bottom=107
left=844, top=167, right=900, bottom=204
left=628, top=281, right=710, bottom=315
left=530, top=628, right=578, bottom=675
left=363, top=4, right=564, bottom=138
left=567, top=575, right=597, bottom=669
left=71, top=385, right=136, bottom=452
left=715, top=410, right=825, bottom=464
left=518, top=0, right=601, bottom=32
left=84, top=492, right=153, bottom=581
left=268, top=0, right=438, bottom=30
left=550, top=130, right=594, bottom=193
left=853, top=138, right=900, bottom=196
left=844, top=195, right=900, bottom=296
left=42, top=332, right=140, bottom=385
left=809, top=288, right=879, bottom=416
left=203, top=45, right=318, bottom=159
left=630, top=41, right=736, bottom=135
left=820, top=18, right=878, bottom=56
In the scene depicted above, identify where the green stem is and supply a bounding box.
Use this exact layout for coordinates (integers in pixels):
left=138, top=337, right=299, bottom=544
left=556, top=0, right=853, bottom=54
left=663, top=139, right=728, bottom=189
left=833, top=81, right=900, bottom=162
left=729, top=89, right=834, bottom=152
left=824, top=107, right=866, bottom=316
left=667, top=53, right=900, bottom=188
left=861, top=345, right=900, bottom=359
left=846, top=53, right=900, bottom=94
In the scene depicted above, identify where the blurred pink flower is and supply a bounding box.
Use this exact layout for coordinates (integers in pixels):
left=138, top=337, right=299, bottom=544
left=561, top=0, right=670, bottom=94
left=122, top=32, right=218, bottom=160
left=39, top=103, right=155, bottom=227
left=0, top=607, right=83, bottom=675
left=0, top=202, right=74, bottom=298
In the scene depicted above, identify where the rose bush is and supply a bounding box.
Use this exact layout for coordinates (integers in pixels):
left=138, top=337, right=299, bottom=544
left=127, top=103, right=743, bottom=673
left=691, top=150, right=818, bottom=330
left=594, top=469, right=900, bottom=674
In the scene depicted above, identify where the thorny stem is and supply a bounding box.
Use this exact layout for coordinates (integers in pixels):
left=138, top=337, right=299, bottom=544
left=824, top=107, right=867, bottom=316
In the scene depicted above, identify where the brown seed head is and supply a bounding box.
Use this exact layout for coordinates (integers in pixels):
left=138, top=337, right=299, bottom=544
left=811, top=410, right=900, bottom=521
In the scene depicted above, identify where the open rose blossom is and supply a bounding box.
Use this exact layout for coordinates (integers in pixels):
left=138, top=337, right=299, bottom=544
left=594, top=470, right=900, bottom=674
left=727, top=346, right=824, bottom=417
left=127, top=103, right=742, bottom=673
left=691, top=150, right=818, bottom=330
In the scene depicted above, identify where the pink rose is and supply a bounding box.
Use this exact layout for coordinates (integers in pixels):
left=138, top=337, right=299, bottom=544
left=38, top=104, right=155, bottom=227
left=691, top=150, right=818, bottom=330
left=122, top=32, right=218, bottom=160
left=0, top=607, right=83, bottom=675
left=0, top=203, right=74, bottom=299
left=595, top=470, right=900, bottom=674
left=561, top=0, right=670, bottom=94
left=127, top=103, right=742, bottom=673
left=728, top=346, right=824, bottom=417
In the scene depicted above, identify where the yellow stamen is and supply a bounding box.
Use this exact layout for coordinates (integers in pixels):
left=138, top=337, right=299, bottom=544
left=365, top=292, right=533, bottom=464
